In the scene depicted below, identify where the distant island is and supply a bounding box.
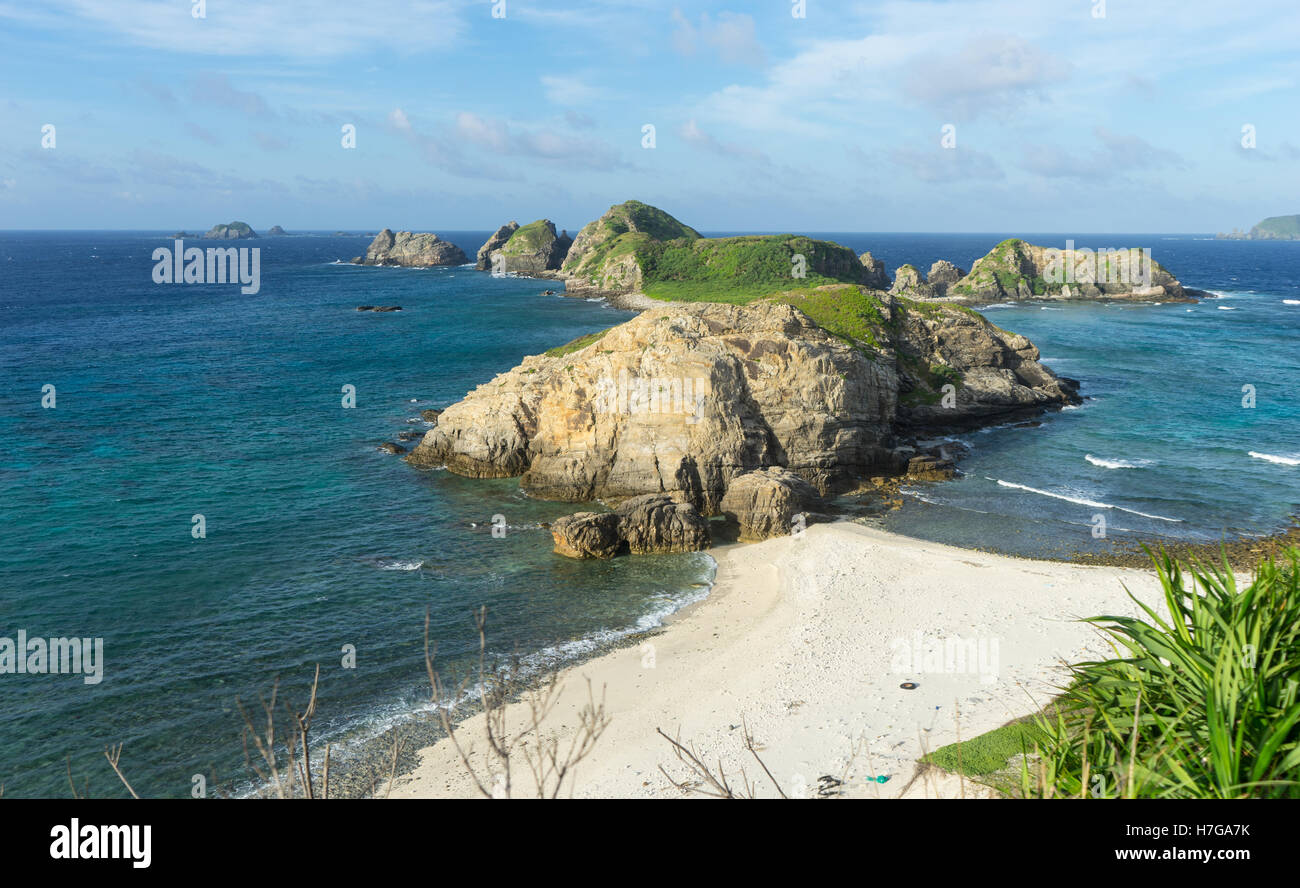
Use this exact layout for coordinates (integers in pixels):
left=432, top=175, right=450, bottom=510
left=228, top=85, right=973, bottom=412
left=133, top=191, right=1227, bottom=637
left=1217, top=214, right=1300, bottom=240
left=266, top=225, right=287, bottom=236
left=204, top=221, right=258, bottom=240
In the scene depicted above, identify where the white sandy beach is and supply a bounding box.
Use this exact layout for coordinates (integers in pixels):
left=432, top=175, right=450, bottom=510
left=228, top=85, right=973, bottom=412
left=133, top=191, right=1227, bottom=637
left=388, top=522, right=1168, bottom=799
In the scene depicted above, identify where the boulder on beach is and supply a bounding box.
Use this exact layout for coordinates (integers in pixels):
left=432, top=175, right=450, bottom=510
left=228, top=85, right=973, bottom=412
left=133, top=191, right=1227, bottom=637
left=719, top=467, right=822, bottom=541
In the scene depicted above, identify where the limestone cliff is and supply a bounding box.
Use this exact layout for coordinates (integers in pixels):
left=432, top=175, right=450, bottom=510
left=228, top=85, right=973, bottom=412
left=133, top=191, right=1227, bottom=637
left=408, top=292, right=1078, bottom=509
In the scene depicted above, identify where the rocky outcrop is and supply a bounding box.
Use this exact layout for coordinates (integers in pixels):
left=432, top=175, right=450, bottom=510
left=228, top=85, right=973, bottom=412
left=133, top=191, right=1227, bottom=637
left=551, top=511, right=622, bottom=559
left=550, top=494, right=710, bottom=558
left=905, top=454, right=956, bottom=481
left=409, top=296, right=1077, bottom=506
left=476, top=222, right=519, bottom=271
left=719, top=467, right=821, bottom=541
left=410, top=301, right=899, bottom=509
left=890, top=265, right=937, bottom=300
left=859, top=252, right=891, bottom=290
left=267, top=225, right=287, bottom=236
left=493, top=219, right=572, bottom=276
left=616, top=494, right=711, bottom=554
left=892, top=300, right=1081, bottom=430
left=560, top=200, right=701, bottom=291
left=945, top=239, right=1192, bottom=303
left=355, top=229, right=468, bottom=267
left=204, top=222, right=257, bottom=239
left=926, top=260, right=966, bottom=297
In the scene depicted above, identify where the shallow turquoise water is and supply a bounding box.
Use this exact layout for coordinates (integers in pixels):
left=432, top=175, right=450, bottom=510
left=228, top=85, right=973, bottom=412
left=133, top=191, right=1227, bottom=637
left=0, top=231, right=713, bottom=797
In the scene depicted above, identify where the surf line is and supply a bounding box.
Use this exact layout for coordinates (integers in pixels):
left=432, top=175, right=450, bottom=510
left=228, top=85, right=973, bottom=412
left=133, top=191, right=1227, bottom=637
left=989, top=478, right=1183, bottom=523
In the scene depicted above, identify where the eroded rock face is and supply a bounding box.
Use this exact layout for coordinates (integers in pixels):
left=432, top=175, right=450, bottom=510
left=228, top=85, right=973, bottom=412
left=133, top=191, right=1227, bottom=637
left=356, top=229, right=468, bottom=267
left=616, top=494, right=711, bottom=554
left=550, top=494, right=710, bottom=558
left=893, top=303, right=1081, bottom=430
left=410, top=296, right=1079, bottom=508
left=926, top=260, right=967, bottom=298
left=409, top=301, right=899, bottom=510
left=719, top=467, right=821, bottom=541
left=859, top=252, right=891, bottom=290
left=476, top=222, right=519, bottom=271
left=890, top=265, right=937, bottom=300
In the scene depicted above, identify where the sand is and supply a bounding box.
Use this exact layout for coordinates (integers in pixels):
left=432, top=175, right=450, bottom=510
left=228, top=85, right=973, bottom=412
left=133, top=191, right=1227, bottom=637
left=387, top=522, right=1169, bottom=799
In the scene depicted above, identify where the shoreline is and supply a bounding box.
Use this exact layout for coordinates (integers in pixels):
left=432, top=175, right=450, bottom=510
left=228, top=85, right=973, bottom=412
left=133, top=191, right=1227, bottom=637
left=386, top=521, right=1173, bottom=799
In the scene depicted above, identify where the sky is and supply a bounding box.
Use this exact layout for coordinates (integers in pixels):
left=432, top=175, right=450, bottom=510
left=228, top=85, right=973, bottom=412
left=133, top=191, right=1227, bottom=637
left=0, top=0, right=1297, bottom=233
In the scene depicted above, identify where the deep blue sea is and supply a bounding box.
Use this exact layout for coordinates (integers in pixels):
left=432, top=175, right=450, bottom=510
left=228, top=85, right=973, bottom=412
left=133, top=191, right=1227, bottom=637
left=1, top=230, right=1297, bottom=797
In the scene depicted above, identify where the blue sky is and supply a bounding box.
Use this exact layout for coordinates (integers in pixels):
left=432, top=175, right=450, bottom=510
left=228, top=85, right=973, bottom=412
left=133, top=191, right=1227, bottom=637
left=1, top=0, right=1297, bottom=232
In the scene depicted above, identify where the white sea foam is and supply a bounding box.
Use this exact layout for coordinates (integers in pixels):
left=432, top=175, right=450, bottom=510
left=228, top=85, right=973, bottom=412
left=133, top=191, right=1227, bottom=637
left=1284, top=300, right=1300, bottom=306
left=981, top=302, right=1019, bottom=309
left=1249, top=451, right=1300, bottom=466
left=993, top=478, right=1182, bottom=522
left=1218, top=306, right=1237, bottom=311
left=376, top=559, right=424, bottom=571
left=1085, top=454, right=1154, bottom=469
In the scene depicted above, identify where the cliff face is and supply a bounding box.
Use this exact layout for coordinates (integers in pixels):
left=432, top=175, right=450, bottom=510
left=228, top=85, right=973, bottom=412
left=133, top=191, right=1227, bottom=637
left=409, top=294, right=1079, bottom=509
left=560, top=200, right=702, bottom=291
left=891, top=301, right=1080, bottom=430
left=943, top=239, right=1190, bottom=303
left=356, top=229, right=468, bottom=267
left=475, top=222, right=518, bottom=270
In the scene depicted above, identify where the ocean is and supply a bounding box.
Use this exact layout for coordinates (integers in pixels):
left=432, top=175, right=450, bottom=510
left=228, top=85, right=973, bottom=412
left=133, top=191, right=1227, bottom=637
left=1, top=229, right=1296, bottom=797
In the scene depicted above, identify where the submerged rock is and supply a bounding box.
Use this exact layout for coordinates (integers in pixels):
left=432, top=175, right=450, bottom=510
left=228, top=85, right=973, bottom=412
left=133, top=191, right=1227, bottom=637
left=378, top=442, right=407, bottom=454
left=719, top=467, right=822, bottom=541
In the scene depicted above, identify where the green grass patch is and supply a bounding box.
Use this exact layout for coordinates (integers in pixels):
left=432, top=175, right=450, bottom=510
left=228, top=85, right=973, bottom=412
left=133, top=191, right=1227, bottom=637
left=544, top=328, right=609, bottom=357
left=927, top=719, right=1047, bottom=778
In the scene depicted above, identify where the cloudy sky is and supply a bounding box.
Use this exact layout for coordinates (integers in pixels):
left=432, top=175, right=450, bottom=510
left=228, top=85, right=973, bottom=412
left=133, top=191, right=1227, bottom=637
left=1, top=0, right=1297, bottom=232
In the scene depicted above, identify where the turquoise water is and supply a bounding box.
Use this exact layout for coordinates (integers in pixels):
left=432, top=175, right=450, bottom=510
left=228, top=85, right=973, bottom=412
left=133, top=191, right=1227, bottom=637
left=805, top=234, right=1300, bottom=555
left=1, top=230, right=1296, bottom=797
left=0, top=231, right=713, bottom=798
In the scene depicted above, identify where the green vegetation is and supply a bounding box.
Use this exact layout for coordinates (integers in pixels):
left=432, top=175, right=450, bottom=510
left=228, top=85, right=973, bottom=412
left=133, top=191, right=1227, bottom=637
left=927, top=719, right=1047, bottom=784
left=504, top=219, right=557, bottom=252
left=768, top=284, right=889, bottom=350
left=544, top=328, right=609, bottom=357
left=928, top=548, right=1300, bottom=798
left=637, top=235, right=867, bottom=302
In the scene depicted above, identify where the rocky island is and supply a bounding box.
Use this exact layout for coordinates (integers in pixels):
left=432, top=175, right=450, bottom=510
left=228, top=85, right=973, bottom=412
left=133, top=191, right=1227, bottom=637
left=477, top=219, right=573, bottom=275
left=204, top=221, right=258, bottom=239
left=352, top=229, right=468, bottom=267
left=266, top=225, right=287, bottom=236
left=412, top=200, right=1227, bottom=558
left=411, top=202, right=1081, bottom=559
